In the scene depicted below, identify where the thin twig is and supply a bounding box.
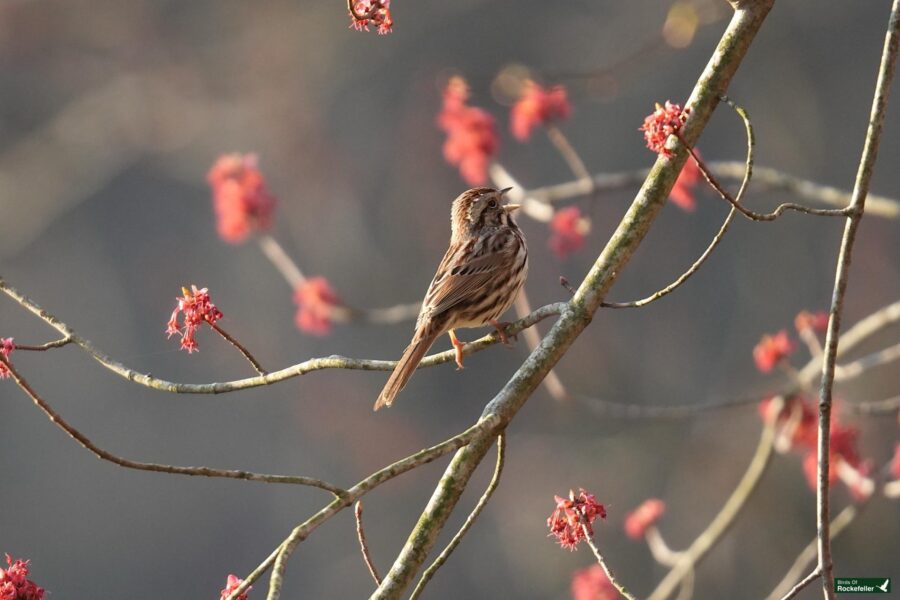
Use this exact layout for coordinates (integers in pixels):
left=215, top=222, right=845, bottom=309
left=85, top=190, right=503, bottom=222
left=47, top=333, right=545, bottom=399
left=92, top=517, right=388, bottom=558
left=582, top=523, right=639, bottom=600
left=523, top=162, right=900, bottom=218
left=814, top=3, right=900, bottom=596
left=846, top=393, right=900, bottom=415
left=0, top=276, right=563, bottom=394
left=209, top=322, right=268, bottom=376
left=678, top=133, right=850, bottom=220
left=258, top=233, right=421, bottom=325
left=409, top=434, right=506, bottom=600
left=647, top=397, right=781, bottom=600
left=355, top=501, right=382, bottom=586
left=0, top=353, right=346, bottom=496
left=779, top=567, right=822, bottom=600
left=545, top=124, right=594, bottom=186
left=226, top=416, right=501, bottom=600
left=12, top=337, right=74, bottom=351
left=603, top=95, right=754, bottom=309
left=834, top=340, right=900, bottom=381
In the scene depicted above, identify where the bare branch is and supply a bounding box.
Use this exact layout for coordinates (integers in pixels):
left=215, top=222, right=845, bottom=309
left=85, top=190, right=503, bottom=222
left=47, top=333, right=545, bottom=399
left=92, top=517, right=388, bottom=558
left=409, top=434, right=506, bottom=600
left=0, top=353, right=346, bottom=496
left=0, top=275, right=563, bottom=395
left=209, top=322, right=268, bottom=376
left=779, top=568, right=822, bottom=600
left=356, top=501, right=382, bottom=586
left=814, top=2, right=900, bottom=595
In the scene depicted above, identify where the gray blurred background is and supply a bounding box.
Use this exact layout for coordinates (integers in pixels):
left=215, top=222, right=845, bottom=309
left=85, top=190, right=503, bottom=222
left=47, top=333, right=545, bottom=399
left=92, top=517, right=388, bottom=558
left=1, top=1, right=898, bottom=598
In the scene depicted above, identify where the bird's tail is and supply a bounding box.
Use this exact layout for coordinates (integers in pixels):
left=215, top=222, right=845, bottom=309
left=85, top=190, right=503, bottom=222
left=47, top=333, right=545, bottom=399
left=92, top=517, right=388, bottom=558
left=374, top=331, right=437, bottom=411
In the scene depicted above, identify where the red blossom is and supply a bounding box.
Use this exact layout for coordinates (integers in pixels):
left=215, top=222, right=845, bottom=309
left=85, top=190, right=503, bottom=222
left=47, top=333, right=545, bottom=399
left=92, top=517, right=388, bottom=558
left=669, top=151, right=702, bottom=211
left=795, top=310, right=829, bottom=334
left=510, top=81, right=572, bottom=141
left=571, top=564, right=618, bottom=600
left=348, top=0, right=392, bottom=34
left=207, top=153, right=277, bottom=244
left=753, top=330, right=796, bottom=373
left=549, top=206, right=591, bottom=258
left=165, top=285, right=223, bottom=353
left=294, top=277, right=341, bottom=336
left=624, top=498, right=666, bottom=540
left=219, top=574, right=250, bottom=600
left=547, top=488, right=607, bottom=551
left=0, top=338, right=14, bottom=380
left=0, top=555, right=44, bottom=600
left=639, top=101, right=689, bottom=156
left=759, top=395, right=818, bottom=452
left=437, top=77, right=499, bottom=185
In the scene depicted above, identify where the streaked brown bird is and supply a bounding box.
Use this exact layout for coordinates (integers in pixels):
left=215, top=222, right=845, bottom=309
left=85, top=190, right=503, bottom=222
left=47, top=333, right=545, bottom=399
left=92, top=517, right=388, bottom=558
left=374, top=187, right=528, bottom=410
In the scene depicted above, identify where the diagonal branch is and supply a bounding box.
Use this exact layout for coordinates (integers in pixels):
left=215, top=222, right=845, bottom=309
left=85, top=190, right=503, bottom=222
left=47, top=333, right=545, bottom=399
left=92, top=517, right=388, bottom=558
left=369, top=3, right=777, bottom=598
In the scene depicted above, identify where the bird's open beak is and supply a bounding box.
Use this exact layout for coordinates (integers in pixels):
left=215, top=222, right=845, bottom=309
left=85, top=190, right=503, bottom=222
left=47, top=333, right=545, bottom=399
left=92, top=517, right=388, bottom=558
left=503, top=203, right=521, bottom=212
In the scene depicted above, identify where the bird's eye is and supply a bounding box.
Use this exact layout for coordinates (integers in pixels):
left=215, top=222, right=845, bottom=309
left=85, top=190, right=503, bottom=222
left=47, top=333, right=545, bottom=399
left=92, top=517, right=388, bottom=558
left=488, top=199, right=498, bottom=208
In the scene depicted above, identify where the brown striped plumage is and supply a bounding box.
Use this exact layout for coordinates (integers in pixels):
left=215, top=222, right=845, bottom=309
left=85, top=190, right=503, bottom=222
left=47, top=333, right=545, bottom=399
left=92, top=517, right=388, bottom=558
left=374, top=187, right=528, bottom=410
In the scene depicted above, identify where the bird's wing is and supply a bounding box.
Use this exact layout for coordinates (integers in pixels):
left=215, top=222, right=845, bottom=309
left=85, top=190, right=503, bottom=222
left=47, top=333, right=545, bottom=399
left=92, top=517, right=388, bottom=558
left=420, top=233, right=519, bottom=320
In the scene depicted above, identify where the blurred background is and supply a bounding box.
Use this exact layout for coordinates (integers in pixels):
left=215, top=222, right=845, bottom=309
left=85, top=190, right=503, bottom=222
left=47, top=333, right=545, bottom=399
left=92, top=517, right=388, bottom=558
left=1, top=1, right=899, bottom=598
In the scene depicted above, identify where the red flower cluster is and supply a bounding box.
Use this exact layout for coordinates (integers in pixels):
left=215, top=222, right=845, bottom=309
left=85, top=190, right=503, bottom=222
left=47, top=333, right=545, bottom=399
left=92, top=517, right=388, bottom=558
left=348, top=0, right=392, bottom=34
left=166, top=285, right=224, bottom=353
left=624, top=498, right=666, bottom=540
left=760, top=396, right=872, bottom=499
left=639, top=101, right=689, bottom=156
left=549, top=206, right=591, bottom=258
left=510, top=81, right=572, bottom=141
left=571, top=564, right=618, bottom=600
left=207, top=153, right=277, bottom=244
left=0, top=338, right=14, bottom=380
left=0, top=555, right=44, bottom=600
left=753, top=330, right=796, bottom=373
left=294, top=277, right=341, bottom=336
left=670, top=152, right=701, bottom=211
left=795, top=310, right=829, bottom=334
left=437, top=77, right=498, bottom=185
left=547, top=488, right=607, bottom=551
left=219, top=574, right=250, bottom=600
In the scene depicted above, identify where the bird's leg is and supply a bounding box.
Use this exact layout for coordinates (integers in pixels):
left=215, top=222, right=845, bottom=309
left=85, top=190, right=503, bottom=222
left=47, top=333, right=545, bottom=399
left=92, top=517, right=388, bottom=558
left=448, top=329, right=466, bottom=370
left=489, top=319, right=516, bottom=347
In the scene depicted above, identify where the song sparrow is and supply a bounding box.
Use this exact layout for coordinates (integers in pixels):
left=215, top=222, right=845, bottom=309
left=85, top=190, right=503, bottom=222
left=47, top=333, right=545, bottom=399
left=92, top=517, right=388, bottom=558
left=374, top=187, right=528, bottom=410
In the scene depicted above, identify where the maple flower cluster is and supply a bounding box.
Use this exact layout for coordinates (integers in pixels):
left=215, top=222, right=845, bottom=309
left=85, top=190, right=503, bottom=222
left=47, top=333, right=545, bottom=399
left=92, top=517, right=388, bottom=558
left=759, top=395, right=872, bottom=499
left=437, top=77, right=499, bottom=186
left=294, top=277, right=341, bottom=336
left=166, top=285, right=223, bottom=353
left=753, top=330, right=797, bottom=373
left=0, top=555, right=44, bottom=600
left=510, top=81, right=572, bottom=141
left=348, top=0, right=392, bottom=34
left=219, top=574, right=250, bottom=600
left=549, top=206, right=591, bottom=259
left=624, top=498, right=666, bottom=540
left=547, top=488, right=607, bottom=550
left=0, top=338, right=14, bottom=380
left=571, top=564, right=618, bottom=600
left=207, top=153, right=277, bottom=244
left=639, top=101, right=690, bottom=156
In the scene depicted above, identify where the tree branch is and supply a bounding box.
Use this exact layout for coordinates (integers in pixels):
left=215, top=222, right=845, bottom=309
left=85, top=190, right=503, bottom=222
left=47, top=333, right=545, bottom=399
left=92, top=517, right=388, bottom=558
left=369, top=4, right=777, bottom=598
left=814, top=2, right=900, bottom=596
